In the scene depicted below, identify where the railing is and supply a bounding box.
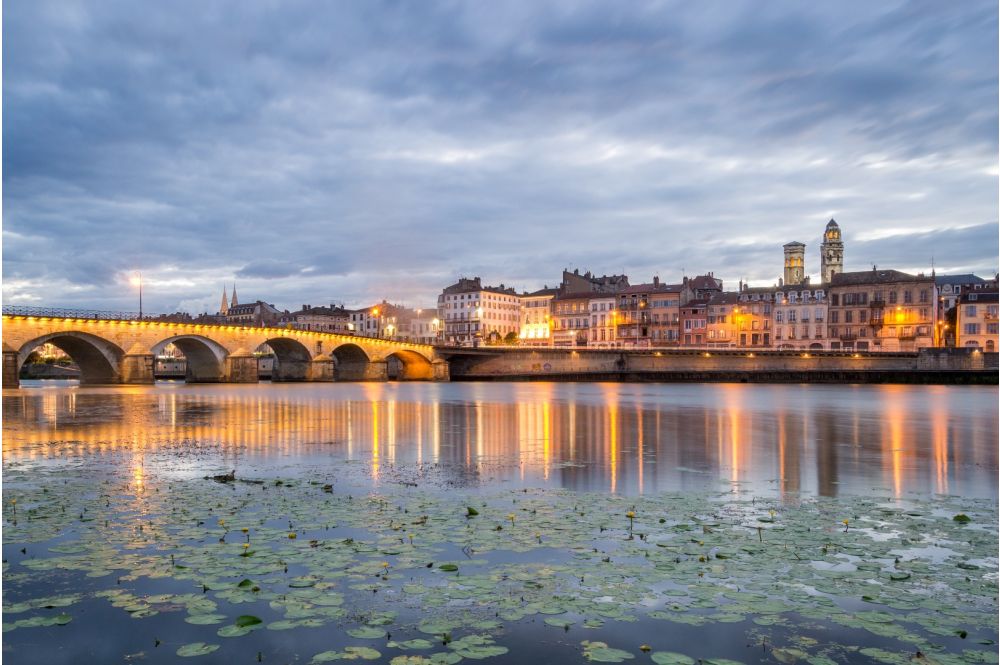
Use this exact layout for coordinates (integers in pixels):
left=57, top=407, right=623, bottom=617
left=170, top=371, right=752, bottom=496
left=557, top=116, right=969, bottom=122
left=2, top=305, right=144, bottom=321
left=869, top=299, right=886, bottom=308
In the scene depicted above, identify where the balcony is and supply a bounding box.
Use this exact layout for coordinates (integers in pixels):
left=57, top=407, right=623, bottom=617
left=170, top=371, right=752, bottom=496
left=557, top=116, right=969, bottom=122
left=839, top=330, right=858, bottom=341
left=869, top=299, right=886, bottom=309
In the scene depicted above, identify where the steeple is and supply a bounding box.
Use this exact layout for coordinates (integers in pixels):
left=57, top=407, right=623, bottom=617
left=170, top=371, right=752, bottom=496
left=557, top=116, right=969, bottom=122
left=220, top=285, right=229, bottom=315
left=231, top=284, right=238, bottom=308
left=820, top=218, right=844, bottom=284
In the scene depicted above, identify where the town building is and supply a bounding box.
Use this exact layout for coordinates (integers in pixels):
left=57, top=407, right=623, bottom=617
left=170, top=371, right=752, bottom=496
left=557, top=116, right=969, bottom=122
left=681, top=298, right=710, bottom=346
left=280, top=305, right=352, bottom=333
left=733, top=287, right=775, bottom=348
left=588, top=295, right=618, bottom=347
left=956, top=291, right=998, bottom=352
left=685, top=273, right=724, bottom=300
left=935, top=274, right=991, bottom=346
left=772, top=286, right=829, bottom=350
left=552, top=292, right=593, bottom=347
left=404, top=311, right=442, bottom=345
left=615, top=278, right=683, bottom=347
left=225, top=300, right=283, bottom=327
left=519, top=288, right=557, bottom=346
left=438, top=277, right=520, bottom=346
left=705, top=293, right=740, bottom=347
left=828, top=269, right=937, bottom=351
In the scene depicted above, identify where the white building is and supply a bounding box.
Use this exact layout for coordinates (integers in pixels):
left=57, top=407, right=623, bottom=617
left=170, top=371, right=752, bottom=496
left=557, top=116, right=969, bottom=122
left=772, top=287, right=829, bottom=350
left=519, top=288, right=557, bottom=346
left=438, top=277, right=521, bottom=346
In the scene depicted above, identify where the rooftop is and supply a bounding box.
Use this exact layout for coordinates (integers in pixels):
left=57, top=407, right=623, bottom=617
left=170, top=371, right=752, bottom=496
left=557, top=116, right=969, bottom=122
left=830, top=269, right=933, bottom=286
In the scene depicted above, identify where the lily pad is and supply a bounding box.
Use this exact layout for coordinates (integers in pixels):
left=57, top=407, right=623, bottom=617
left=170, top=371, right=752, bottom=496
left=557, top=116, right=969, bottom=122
left=177, top=642, right=221, bottom=657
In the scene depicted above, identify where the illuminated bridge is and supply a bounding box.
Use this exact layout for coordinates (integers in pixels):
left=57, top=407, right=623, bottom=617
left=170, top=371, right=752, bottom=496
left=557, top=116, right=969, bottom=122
left=2, top=308, right=448, bottom=386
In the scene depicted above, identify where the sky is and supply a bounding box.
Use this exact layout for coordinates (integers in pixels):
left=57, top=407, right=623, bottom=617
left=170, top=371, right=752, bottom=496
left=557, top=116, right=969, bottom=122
left=3, top=0, right=998, bottom=315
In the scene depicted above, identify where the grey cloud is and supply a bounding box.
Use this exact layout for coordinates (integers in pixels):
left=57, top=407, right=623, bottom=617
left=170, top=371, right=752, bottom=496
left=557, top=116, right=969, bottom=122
left=3, top=1, right=996, bottom=312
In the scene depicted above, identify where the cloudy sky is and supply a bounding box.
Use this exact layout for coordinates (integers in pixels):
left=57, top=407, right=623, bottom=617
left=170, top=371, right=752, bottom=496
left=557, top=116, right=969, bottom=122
left=4, top=1, right=997, bottom=314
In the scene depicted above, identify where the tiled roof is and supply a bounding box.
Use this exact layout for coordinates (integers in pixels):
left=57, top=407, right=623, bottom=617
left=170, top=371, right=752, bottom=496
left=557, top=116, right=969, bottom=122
left=619, top=283, right=683, bottom=295
left=707, top=292, right=741, bottom=305
left=959, top=291, right=998, bottom=304
left=830, top=269, right=932, bottom=286
left=935, top=274, right=987, bottom=286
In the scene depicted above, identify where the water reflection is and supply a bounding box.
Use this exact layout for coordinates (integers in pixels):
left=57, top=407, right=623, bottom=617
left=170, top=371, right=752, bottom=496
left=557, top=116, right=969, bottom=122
left=3, top=383, right=997, bottom=499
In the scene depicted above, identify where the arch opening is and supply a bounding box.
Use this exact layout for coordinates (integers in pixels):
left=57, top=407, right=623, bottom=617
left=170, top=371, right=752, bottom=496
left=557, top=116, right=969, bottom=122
left=809, top=343, right=824, bottom=350
left=151, top=335, right=229, bottom=383
left=264, top=338, right=313, bottom=382
left=332, top=343, right=370, bottom=381
left=19, top=332, right=124, bottom=385
left=386, top=349, right=434, bottom=381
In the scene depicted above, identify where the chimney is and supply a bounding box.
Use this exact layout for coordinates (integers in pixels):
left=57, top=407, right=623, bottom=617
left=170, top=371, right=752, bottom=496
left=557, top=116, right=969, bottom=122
left=683, top=276, right=689, bottom=285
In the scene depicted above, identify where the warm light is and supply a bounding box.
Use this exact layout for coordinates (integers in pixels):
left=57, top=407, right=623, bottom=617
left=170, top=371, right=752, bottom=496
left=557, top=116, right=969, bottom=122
left=372, top=308, right=380, bottom=316
left=703, top=352, right=711, bottom=357
left=801, top=353, right=810, bottom=358
left=129, top=275, right=142, bottom=287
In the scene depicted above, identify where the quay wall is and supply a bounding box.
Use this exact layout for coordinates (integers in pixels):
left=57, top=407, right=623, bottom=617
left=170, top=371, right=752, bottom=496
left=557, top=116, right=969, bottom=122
left=446, top=348, right=998, bottom=384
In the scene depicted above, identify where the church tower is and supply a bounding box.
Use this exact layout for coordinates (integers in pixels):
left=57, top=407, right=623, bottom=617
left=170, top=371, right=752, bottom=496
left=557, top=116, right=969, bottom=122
left=231, top=284, right=239, bottom=308
left=783, top=242, right=806, bottom=286
left=219, top=286, right=229, bottom=315
left=820, top=219, right=844, bottom=284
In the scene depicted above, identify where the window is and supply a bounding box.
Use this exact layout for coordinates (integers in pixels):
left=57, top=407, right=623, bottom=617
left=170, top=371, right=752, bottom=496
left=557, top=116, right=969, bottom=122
left=775, top=311, right=783, bottom=323
left=987, top=323, right=999, bottom=334
left=919, top=289, right=928, bottom=303
left=831, top=311, right=839, bottom=324
left=831, top=294, right=840, bottom=306
left=888, top=291, right=897, bottom=304
left=788, top=311, right=796, bottom=323
left=903, top=290, right=912, bottom=304
left=845, top=311, right=853, bottom=323
left=964, top=323, right=980, bottom=335
left=966, top=305, right=977, bottom=317
left=859, top=310, right=867, bottom=323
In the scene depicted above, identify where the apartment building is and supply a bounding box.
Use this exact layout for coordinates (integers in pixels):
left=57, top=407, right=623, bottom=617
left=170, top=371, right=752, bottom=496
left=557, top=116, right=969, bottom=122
left=956, top=291, right=998, bottom=352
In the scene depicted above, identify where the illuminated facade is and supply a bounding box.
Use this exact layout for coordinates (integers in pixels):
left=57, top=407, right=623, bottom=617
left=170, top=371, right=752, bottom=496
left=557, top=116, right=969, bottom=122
left=956, top=291, right=998, bottom=351
left=519, top=289, right=556, bottom=346
left=828, top=269, right=937, bottom=351
left=552, top=293, right=592, bottom=347
left=280, top=304, right=352, bottom=333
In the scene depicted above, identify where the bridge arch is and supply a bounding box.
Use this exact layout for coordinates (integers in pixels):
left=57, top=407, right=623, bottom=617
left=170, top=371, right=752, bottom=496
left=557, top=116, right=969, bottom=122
left=151, top=335, right=229, bottom=383
left=331, top=343, right=370, bottom=381
left=263, top=337, right=313, bottom=382
left=18, top=332, right=124, bottom=384
left=386, top=349, right=435, bottom=380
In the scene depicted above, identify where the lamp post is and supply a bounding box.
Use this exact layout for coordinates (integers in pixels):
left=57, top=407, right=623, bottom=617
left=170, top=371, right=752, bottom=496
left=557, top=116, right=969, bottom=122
left=130, top=271, right=143, bottom=319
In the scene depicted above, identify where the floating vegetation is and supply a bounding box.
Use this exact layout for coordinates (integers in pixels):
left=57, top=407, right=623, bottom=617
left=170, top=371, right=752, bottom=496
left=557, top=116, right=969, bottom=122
left=2, top=460, right=997, bottom=664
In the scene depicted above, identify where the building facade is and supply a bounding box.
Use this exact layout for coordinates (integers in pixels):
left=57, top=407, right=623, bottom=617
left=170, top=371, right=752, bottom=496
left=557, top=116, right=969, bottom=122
left=828, top=269, right=937, bottom=351
left=615, top=279, right=683, bottom=347
left=956, top=292, right=998, bottom=352
left=280, top=305, right=352, bottom=333
left=438, top=277, right=520, bottom=346
left=772, top=287, right=829, bottom=350
left=518, top=289, right=557, bottom=346
left=681, top=299, right=709, bottom=346
left=589, top=295, right=618, bottom=347
left=552, top=292, right=592, bottom=347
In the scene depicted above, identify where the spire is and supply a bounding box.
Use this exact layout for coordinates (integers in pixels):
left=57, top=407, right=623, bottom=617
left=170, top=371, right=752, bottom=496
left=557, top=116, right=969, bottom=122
left=220, top=285, right=229, bottom=315
left=231, top=283, right=238, bottom=308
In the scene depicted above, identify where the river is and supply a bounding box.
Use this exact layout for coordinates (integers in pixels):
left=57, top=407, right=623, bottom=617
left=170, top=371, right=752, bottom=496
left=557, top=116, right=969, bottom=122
left=3, top=381, right=997, bottom=663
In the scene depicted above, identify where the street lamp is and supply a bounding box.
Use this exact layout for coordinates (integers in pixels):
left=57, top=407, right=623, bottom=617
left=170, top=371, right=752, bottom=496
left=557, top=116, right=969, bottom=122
left=130, top=271, right=143, bottom=319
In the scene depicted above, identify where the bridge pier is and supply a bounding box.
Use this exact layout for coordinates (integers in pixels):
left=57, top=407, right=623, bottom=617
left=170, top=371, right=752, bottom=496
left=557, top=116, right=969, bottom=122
left=271, top=359, right=310, bottom=382
left=363, top=360, right=388, bottom=381
left=224, top=349, right=259, bottom=383
left=121, top=344, right=155, bottom=384
left=309, top=354, right=335, bottom=382
left=3, top=343, right=19, bottom=388
left=432, top=359, right=450, bottom=382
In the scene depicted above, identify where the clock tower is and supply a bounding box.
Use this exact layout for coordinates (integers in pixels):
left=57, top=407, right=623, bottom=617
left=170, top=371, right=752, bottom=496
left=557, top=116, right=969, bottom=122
left=820, top=219, right=843, bottom=284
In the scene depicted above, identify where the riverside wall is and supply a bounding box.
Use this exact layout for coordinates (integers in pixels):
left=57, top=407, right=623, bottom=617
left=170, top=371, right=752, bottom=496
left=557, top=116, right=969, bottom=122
left=445, top=347, right=998, bottom=384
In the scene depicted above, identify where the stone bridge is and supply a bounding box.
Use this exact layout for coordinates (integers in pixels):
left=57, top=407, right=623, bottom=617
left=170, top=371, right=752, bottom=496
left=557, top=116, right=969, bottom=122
left=1, top=314, right=448, bottom=386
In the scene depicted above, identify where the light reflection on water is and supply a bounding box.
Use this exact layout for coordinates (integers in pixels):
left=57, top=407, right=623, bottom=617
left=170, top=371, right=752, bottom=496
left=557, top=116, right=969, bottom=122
left=3, top=381, right=997, bottom=499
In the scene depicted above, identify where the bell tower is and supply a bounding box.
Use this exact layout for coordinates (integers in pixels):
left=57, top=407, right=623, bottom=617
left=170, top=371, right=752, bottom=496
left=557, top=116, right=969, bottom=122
left=783, top=242, right=806, bottom=286
left=820, top=219, right=844, bottom=284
